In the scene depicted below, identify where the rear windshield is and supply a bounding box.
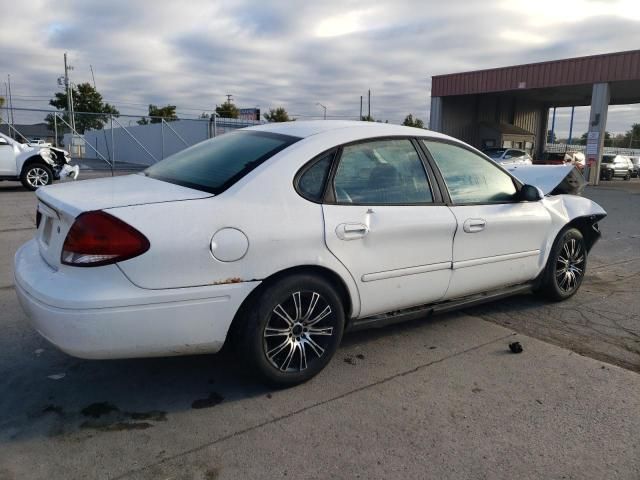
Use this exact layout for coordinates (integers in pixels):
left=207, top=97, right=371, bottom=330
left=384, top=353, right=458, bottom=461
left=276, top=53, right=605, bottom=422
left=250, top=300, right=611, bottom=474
left=144, top=130, right=300, bottom=194
left=484, top=148, right=506, bottom=158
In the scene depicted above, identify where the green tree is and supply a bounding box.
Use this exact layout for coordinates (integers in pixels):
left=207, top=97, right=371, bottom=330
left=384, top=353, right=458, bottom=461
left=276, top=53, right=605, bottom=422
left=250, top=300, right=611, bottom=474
left=215, top=101, right=239, bottom=119
left=361, top=115, right=375, bottom=122
left=138, top=104, right=178, bottom=125
left=263, top=107, right=294, bottom=122
left=0, top=96, right=4, bottom=121
left=46, top=82, right=119, bottom=133
left=623, top=123, right=640, bottom=148
left=577, top=131, right=612, bottom=146
left=402, top=114, right=424, bottom=128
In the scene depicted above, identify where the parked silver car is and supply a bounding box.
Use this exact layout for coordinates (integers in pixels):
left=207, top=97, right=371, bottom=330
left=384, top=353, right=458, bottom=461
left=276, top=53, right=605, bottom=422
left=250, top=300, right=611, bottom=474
left=600, top=155, right=632, bottom=181
left=483, top=148, right=533, bottom=165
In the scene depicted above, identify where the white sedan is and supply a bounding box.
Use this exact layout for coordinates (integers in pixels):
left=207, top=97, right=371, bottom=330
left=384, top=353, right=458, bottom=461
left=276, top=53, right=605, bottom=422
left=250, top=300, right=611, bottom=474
left=15, top=121, right=606, bottom=386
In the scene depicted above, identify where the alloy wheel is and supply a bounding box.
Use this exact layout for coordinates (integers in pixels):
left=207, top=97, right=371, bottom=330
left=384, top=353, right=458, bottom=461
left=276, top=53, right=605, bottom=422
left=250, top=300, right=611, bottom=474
left=263, top=291, right=335, bottom=372
left=26, top=167, right=50, bottom=187
left=555, top=237, right=585, bottom=294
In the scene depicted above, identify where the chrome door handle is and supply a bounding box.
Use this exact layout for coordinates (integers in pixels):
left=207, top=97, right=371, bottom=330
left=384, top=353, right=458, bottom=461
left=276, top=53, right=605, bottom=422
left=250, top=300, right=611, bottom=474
left=463, top=218, right=486, bottom=233
left=336, top=223, right=370, bottom=240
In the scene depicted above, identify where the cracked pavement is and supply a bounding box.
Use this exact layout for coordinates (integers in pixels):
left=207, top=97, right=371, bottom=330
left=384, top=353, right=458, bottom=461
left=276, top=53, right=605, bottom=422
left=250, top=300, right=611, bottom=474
left=470, top=180, right=640, bottom=373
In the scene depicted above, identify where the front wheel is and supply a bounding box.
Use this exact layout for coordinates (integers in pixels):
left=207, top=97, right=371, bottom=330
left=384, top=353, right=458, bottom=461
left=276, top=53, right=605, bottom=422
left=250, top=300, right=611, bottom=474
left=240, top=274, right=345, bottom=387
left=539, top=228, right=587, bottom=301
left=20, top=163, right=53, bottom=191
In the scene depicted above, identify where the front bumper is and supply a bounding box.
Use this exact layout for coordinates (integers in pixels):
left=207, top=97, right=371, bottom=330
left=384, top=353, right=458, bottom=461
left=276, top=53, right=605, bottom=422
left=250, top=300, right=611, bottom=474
left=14, top=240, right=259, bottom=359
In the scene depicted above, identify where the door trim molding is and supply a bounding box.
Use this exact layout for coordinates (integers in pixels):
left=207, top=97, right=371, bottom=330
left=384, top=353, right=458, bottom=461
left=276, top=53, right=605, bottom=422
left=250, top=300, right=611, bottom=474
left=453, top=250, right=540, bottom=270
left=362, top=261, right=451, bottom=282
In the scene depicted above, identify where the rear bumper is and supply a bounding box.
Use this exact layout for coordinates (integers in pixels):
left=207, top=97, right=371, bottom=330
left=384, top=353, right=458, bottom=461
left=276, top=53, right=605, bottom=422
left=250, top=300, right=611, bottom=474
left=14, top=240, right=259, bottom=359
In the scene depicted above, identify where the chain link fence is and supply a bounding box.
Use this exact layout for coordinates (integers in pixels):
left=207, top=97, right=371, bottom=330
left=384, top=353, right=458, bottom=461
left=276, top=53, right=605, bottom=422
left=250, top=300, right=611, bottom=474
left=546, top=143, right=640, bottom=157
left=0, top=107, right=261, bottom=170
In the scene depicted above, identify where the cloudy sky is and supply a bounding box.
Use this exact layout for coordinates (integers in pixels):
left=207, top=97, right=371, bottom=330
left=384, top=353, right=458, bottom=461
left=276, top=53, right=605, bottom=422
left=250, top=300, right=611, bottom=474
left=1, top=0, right=639, bottom=136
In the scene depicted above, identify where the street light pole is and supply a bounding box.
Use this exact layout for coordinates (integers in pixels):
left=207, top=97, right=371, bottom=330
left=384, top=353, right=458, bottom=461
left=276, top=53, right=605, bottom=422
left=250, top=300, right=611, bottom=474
left=316, top=102, right=327, bottom=120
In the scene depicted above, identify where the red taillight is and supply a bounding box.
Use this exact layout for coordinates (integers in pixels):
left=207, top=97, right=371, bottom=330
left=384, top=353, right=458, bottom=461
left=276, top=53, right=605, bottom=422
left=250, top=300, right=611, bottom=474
left=61, top=211, right=150, bottom=267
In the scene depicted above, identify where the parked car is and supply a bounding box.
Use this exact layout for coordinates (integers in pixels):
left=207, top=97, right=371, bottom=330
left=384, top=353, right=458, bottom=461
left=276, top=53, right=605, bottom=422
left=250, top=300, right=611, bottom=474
left=483, top=148, right=533, bottom=165
left=600, top=154, right=632, bottom=181
left=15, top=121, right=606, bottom=386
left=0, top=132, right=78, bottom=190
left=628, top=156, right=639, bottom=178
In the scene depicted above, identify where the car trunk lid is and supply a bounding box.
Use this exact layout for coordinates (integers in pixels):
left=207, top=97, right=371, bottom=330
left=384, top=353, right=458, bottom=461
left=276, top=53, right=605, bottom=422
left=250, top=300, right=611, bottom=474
left=35, top=174, right=212, bottom=269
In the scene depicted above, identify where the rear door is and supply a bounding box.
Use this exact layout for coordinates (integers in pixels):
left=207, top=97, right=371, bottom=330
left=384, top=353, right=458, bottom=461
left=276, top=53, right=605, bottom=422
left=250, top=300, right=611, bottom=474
left=321, top=138, right=457, bottom=317
left=420, top=139, right=551, bottom=300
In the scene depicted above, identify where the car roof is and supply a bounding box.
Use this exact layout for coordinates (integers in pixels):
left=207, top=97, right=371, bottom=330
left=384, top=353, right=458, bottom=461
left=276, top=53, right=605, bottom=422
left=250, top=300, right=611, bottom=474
left=246, top=120, right=453, bottom=141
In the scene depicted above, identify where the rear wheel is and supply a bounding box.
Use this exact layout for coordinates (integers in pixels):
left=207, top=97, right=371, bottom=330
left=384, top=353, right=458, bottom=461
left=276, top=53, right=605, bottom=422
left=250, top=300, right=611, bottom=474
left=624, top=171, right=631, bottom=181
left=539, top=228, right=587, bottom=301
left=240, top=274, right=345, bottom=386
left=21, top=163, right=53, bottom=191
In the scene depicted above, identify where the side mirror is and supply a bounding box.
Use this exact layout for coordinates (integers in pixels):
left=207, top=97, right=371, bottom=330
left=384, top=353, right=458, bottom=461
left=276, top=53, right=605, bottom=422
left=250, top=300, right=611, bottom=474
left=504, top=154, right=512, bottom=160
left=519, top=184, right=543, bottom=202
left=0, top=138, right=8, bottom=146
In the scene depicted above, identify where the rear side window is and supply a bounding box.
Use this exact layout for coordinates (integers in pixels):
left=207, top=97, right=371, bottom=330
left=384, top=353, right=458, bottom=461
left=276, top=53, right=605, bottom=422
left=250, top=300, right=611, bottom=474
left=422, top=140, right=517, bottom=204
left=297, top=151, right=334, bottom=201
left=145, top=131, right=299, bottom=194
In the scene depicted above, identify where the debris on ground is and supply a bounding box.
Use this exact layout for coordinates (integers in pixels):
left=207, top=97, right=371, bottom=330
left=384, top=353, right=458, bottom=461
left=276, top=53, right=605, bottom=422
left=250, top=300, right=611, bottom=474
left=509, top=342, right=523, bottom=354
left=47, top=373, right=66, bottom=380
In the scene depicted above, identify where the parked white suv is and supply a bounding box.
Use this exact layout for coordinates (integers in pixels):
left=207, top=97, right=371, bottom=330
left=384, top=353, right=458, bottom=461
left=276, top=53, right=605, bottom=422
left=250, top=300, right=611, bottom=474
left=0, top=132, right=78, bottom=190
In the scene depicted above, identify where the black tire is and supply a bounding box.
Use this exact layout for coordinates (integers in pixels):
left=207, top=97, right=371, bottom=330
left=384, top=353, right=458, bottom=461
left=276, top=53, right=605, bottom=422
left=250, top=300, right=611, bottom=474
left=20, top=163, right=53, bottom=191
left=539, top=228, right=587, bottom=301
left=239, top=274, right=345, bottom=387
left=624, top=171, right=631, bottom=181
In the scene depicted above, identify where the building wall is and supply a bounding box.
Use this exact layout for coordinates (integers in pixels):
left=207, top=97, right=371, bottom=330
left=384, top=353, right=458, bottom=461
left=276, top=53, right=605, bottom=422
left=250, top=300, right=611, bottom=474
left=440, top=94, right=546, bottom=157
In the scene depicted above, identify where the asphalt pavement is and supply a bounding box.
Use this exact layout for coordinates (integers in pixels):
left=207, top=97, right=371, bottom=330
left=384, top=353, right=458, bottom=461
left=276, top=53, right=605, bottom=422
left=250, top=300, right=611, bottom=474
left=0, top=173, right=638, bottom=480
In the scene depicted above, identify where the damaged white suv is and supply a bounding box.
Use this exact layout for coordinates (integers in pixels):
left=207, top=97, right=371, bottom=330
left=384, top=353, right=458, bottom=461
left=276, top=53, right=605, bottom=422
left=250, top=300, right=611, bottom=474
left=0, top=132, right=78, bottom=190
left=15, top=121, right=606, bottom=386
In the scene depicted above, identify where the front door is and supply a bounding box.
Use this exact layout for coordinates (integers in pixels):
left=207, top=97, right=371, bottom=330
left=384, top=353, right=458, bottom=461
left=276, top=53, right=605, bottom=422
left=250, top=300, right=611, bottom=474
left=420, top=139, right=551, bottom=300
left=322, top=138, right=457, bottom=317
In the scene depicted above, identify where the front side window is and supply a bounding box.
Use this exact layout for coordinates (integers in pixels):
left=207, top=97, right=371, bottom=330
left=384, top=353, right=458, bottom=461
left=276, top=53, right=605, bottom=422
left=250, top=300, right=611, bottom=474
left=333, top=139, right=433, bottom=205
left=422, top=140, right=517, bottom=204
left=145, top=131, right=299, bottom=194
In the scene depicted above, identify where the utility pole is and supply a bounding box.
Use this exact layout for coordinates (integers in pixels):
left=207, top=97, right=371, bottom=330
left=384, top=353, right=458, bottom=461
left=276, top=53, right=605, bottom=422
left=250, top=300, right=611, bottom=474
left=64, top=53, right=75, bottom=132
left=368, top=89, right=371, bottom=119
left=360, top=96, right=363, bottom=120
left=90, top=64, right=97, bottom=88
left=316, top=103, right=327, bottom=120
left=3, top=82, right=9, bottom=136
left=226, top=94, right=233, bottom=104
left=7, top=74, right=14, bottom=133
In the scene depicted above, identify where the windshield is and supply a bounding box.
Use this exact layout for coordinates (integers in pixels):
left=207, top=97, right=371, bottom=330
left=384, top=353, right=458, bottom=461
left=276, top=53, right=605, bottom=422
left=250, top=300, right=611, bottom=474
left=484, top=148, right=506, bottom=159
left=601, top=155, right=614, bottom=163
left=145, top=130, right=299, bottom=194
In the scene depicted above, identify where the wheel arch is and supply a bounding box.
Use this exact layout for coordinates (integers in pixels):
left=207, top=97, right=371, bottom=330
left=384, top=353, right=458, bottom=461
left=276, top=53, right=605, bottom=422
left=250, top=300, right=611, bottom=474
left=19, top=155, right=51, bottom=175
left=565, top=214, right=604, bottom=252
left=225, top=264, right=355, bottom=348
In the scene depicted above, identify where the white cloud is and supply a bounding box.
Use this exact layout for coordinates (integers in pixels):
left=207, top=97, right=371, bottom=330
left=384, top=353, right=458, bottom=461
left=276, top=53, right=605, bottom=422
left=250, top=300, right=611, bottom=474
left=0, top=0, right=638, bottom=132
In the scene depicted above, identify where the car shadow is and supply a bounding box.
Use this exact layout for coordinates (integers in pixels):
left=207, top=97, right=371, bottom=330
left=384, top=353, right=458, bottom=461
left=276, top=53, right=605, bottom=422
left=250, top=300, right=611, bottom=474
left=0, top=310, right=457, bottom=442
